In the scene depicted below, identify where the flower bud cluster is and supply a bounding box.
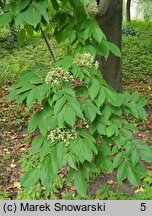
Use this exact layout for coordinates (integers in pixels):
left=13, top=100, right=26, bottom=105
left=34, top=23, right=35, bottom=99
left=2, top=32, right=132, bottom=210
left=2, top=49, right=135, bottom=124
left=47, top=127, right=78, bottom=145
left=85, top=0, right=98, bottom=15
left=45, top=67, right=75, bottom=86
left=74, top=52, right=99, bottom=69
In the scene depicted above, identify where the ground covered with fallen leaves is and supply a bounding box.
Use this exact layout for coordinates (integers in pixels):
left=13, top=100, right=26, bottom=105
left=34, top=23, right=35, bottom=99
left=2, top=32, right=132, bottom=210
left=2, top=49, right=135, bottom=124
left=0, top=21, right=152, bottom=200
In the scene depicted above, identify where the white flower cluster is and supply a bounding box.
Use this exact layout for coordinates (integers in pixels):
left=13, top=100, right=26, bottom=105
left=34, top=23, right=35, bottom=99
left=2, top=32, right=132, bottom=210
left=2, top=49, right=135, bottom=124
left=47, top=127, right=78, bottom=145
left=45, top=67, right=75, bottom=86
left=94, top=61, right=99, bottom=69
left=85, top=0, right=98, bottom=15
left=74, top=53, right=99, bottom=69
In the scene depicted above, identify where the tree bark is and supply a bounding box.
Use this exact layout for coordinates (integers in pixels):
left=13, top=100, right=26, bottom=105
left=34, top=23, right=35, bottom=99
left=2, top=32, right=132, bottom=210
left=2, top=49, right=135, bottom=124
left=126, top=0, right=131, bottom=22
left=96, top=0, right=123, bottom=92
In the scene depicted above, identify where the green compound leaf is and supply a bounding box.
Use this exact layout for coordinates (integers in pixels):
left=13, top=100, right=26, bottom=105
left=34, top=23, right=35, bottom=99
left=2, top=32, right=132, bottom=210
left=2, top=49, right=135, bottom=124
left=69, top=102, right=83, bottom=118
left=54, top=96, right=66, bottom=114
left=0, top=13, right=12, bottom=26
left=18, top=28, right=26, bottom=45
left=108, top=42, right=121, bottom=57
left=26, top=5, right=42, bottom=27
left=16, top=5, right=41, bottom=27
left=88, top=79, right=100, bottom=100
left=40, top=139, right=50, bottom=159
left=127, top=166, right=140, bottom=186
left=137, top=145, right=152, bottom=162
left=92, top=25, right=104, bottom=44
left=70, top=138, right=85, bottom=163
left=102, top=104, right=112, bottom=120
left=68, top=155, right=77, bottom=170
left=26, top=88, right=37, bottom=109
left=40, top=157, right=52, bottom=190
left=15, top=0, right=31, bottom=14
left=94, top=87, right=105, bottom=108
left=106, top=125, right=115, bottom=137
left=117, top=162, right=128, bottom=184
left=21, top=168, right=40, bottom=187
left=33, top=3, right=49, bottom=23
left=30, top=135, right=44, bottom=155
left=131, top=150, right=139, bottom=166
left=103, top=86, right=121, bottom=107
left=130, top=91, right=140, bottom=103
left=64, top=105, right=76, bottom=126
left=74, top=168, right=87, bottom=197
left=113, top=152, right=123, bottom=168
left=57, top=104, right=67, bottom=126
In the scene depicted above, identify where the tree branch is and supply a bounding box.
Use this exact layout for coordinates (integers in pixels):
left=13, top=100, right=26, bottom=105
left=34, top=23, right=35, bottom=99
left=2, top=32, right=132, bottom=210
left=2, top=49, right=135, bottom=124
left=41, top=28, right=56, bottom=62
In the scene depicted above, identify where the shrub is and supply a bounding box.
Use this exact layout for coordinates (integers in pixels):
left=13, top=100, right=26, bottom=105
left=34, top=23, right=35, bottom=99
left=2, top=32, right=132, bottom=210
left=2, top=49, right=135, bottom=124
left=122, top=21, right=152, bottom=79
left=122, top=26, right=136, bottom=36
left=7, top=52, right=152, bottom=197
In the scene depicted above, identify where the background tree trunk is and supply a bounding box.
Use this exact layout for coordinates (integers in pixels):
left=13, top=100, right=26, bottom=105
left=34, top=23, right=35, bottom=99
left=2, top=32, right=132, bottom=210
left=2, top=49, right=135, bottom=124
left=126, top=0, right=131, bottom=22
left=96, top=0, right=123, bottom=92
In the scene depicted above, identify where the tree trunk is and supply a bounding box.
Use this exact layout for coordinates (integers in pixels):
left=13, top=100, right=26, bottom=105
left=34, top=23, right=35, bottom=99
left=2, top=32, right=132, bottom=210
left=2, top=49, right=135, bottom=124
left=126, top=0, right=131, bottom=22
left=96, top=0, right=123, bottom=92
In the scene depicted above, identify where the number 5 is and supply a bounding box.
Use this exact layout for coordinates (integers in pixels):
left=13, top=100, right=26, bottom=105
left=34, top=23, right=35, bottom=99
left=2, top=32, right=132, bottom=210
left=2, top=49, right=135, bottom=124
left=140, top=203, right=146, bottom=211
